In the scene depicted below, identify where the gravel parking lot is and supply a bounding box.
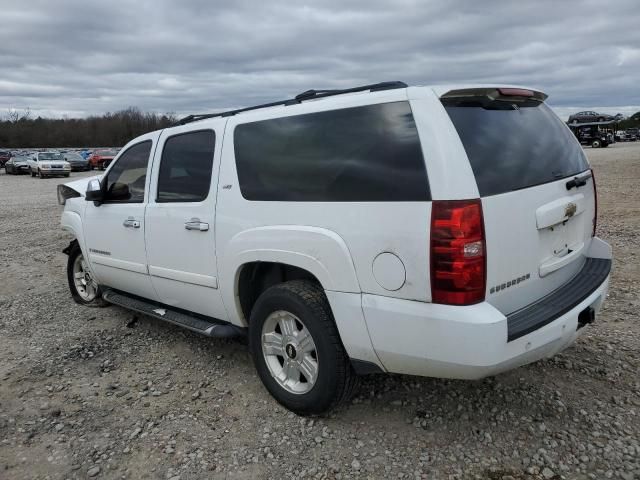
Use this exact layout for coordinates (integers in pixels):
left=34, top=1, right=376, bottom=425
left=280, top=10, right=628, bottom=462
left=0, top=143, right=638, bottom=480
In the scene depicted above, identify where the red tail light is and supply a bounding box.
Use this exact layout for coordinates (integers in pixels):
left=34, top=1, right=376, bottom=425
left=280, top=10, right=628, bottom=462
left=430, top=199, right=486, bottom=305
left=591, top=168, right=597, bottom=236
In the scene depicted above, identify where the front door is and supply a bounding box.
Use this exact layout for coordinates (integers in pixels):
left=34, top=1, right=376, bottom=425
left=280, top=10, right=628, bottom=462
left=144, top=126, right=228, bottom=321
left=84, top=134, right=159, bottom=301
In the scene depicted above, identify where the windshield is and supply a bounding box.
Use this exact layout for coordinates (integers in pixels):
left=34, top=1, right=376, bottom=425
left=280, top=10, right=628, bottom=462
left=443, top=98, right=589, bottom=196
left=39, top=152, right=64, bottom=161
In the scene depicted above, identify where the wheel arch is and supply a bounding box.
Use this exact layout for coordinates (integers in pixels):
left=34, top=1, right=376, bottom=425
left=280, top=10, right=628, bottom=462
left=61, top=210, right=90, bottom=261
left=220, top=225, right=361, bottom=326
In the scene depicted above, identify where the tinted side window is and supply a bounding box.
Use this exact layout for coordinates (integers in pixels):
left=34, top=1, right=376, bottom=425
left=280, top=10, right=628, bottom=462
left=234, top=101, right=429, bottom=201
left=104, top=141, right=152, bottom=203
left=443, top=101, right=589, bottom=197
left=157, top=130, right=216, bottom=203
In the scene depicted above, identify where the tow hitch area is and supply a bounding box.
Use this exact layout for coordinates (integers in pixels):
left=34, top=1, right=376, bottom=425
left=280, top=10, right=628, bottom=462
left=577, top=306, right=596, bottom=330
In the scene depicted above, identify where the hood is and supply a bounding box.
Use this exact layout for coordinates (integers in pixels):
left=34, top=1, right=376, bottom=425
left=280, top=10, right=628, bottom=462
left=38, top=160, right=70, bottom=166
left=63, top=174, right=103, bottom=197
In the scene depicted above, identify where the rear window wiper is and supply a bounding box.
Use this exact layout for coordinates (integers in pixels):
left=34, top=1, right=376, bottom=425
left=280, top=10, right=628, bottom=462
left=566, top=171, right=593, bottom=190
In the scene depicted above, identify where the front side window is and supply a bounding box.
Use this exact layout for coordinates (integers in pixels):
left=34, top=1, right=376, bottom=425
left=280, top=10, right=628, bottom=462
left=156, top=130, right=215, bottom=203
left=234, top=101, right=429, bottom=202
left=104, top=141, right=152, bottom=203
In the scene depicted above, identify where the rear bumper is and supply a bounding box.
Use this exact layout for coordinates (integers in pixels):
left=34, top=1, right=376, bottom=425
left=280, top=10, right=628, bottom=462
left=358, top=237, right=612, bottom=379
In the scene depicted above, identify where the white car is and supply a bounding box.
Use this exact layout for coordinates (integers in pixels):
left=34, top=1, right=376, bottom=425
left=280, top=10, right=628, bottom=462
left=58, top=82, right=612, bottom=415
left=29, top=151, right=71, bottom=178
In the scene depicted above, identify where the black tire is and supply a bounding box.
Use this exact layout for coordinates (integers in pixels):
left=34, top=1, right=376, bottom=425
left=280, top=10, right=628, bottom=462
left=31, top=170, right=36, bottom=177
left=38, top=170, right=45, bottom=179
left=64, top=173, right=70, bottom=177
left=249, top=280, right=358, bottom=415
left=591, top=139, right=601, bottom=148
left=66, top=242, right=108, bottom=307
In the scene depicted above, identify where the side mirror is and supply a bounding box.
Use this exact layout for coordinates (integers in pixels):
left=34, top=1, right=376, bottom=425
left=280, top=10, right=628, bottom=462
left=85, top=179, right=104, bottom=204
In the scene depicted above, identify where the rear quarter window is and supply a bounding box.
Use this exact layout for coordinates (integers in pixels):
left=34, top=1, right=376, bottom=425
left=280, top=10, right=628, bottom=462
left=233, top=101, right=430, bottom=201
left=444, top=100, right=589, bottom=196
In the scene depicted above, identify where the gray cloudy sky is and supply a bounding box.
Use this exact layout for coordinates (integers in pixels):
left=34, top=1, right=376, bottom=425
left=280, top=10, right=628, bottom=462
left=2, top=0, right=639, bottom=121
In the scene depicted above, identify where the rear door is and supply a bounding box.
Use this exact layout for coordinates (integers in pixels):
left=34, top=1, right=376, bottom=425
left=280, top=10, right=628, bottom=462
left=442, top=89, right=596, bottom=314
left=144, top=124, right=228, bottom=321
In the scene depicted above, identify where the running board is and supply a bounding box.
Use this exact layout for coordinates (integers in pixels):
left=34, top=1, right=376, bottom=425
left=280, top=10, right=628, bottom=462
left=102, top=289, right=245, bottom=338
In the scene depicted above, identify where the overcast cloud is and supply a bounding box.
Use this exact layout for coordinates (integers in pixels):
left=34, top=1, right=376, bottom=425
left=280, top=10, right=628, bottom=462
left=1, top=0, right=639, bottom=121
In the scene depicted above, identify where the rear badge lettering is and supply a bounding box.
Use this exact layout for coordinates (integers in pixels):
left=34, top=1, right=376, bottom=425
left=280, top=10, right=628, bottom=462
left=490, top=273, right=530, bottom=294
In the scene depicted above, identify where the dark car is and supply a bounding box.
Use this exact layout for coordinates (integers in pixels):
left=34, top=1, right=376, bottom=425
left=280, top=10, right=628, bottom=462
left=64, top=152, right=90, bottom=171
left=568, top=111, right=615, bottom=124
left=4, top=155, right=31, bottom=174
left=571, top=125, right=613, bottom=148
left=87, top=149, right=118, bottom=170
left=0, top=150, right=11, bottom=167
left=626, top=128, right=639, bottom=141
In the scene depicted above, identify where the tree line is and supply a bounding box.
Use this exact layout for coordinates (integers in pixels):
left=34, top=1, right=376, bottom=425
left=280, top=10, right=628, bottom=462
left=0, top=107, right=178, bottom=148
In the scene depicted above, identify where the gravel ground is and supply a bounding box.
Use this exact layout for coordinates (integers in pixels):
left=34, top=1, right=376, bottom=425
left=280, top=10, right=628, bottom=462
left=0, top=143, right=638, bottom=480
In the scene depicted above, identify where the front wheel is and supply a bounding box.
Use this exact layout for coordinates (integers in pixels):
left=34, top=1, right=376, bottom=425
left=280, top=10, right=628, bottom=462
left=249, top=280, right=358, bottom=415
left=38, top=170, right=45, bottom=179
left=66, top=242, right=107, bottom=307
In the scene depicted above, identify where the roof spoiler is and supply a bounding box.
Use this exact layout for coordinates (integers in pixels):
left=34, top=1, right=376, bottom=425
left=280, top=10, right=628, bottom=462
left=441, top=87, right=548, bottom=102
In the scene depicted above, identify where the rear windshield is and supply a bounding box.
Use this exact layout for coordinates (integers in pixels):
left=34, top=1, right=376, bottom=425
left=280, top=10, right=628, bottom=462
left=443, top=98, right=589, bottom=196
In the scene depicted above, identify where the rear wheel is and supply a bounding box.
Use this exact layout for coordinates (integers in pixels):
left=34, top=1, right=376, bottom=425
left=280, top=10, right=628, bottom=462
left=249, top=280, right=358, bottom=415
left=66, top=242, right=107, bottom=307
left=591, top=139, right=601, bottom=148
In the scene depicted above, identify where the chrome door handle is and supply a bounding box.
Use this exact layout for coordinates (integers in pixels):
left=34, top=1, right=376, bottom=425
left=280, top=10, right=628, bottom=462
left=123, top=217, right=140, bottom=228
left=185, top=218, right=209, bottom=231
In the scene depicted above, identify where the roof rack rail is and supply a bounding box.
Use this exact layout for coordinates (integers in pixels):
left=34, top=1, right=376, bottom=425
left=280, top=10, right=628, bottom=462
left=175, top=81, right=407, bottom=126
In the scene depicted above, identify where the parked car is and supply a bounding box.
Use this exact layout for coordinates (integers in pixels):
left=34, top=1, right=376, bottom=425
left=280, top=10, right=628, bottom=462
left=64, top=152, right=90, bottom=171
left=568, top=111, right=614, bottom=124
left=571, top=125, right=613, bottom=148
left=28, top=151, right=71, bottom=178
left=625, top=128, right=639, bottom=141
left=58, top=82, right=611, bottom=415
left=87, top=149, right=118, bottom=170
left=4, top=155, right=31, bottom=174
left=0, top=150, right=11, bottom=167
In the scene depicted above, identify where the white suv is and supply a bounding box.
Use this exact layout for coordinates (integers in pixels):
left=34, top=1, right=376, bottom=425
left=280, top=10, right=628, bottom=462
left=58, top=82, right=612, bottom=414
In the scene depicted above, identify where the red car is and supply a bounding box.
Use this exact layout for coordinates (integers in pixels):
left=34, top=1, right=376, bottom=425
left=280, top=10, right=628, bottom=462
left=87, top=149, right=118, bottom=170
